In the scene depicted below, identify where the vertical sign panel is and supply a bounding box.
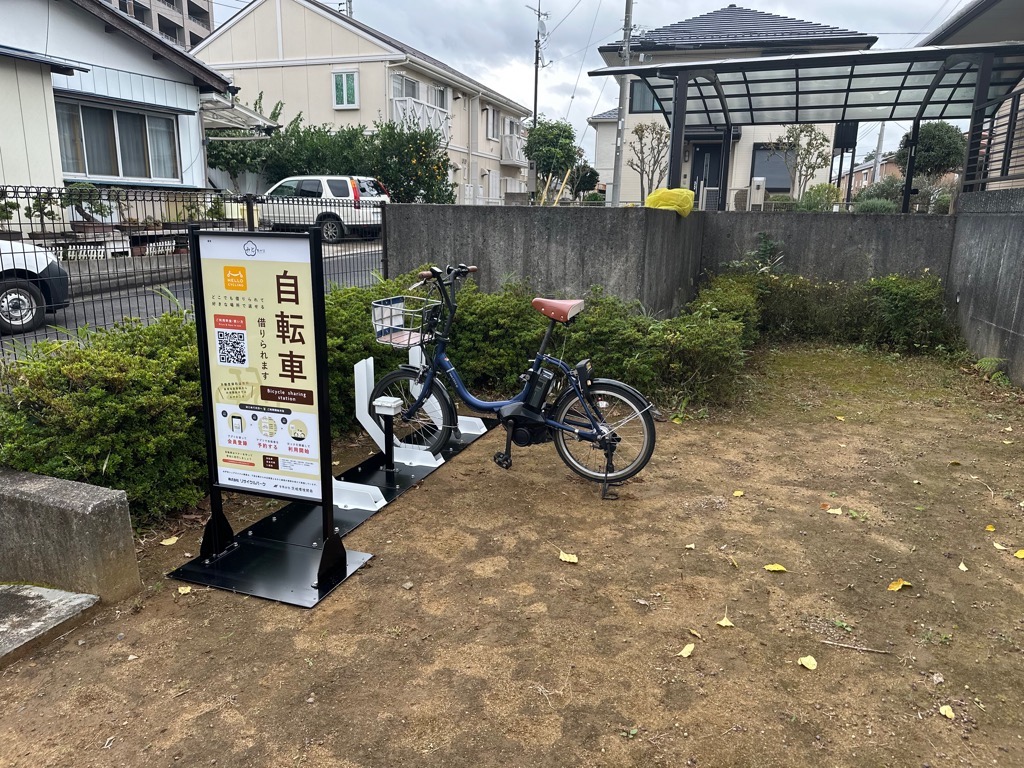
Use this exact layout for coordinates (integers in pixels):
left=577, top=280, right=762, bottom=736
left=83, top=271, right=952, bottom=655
left=198, top=233, right=323, bottom=502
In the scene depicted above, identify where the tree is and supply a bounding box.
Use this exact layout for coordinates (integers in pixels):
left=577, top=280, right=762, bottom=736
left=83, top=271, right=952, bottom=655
left=525, top=117, right=580, bottom=180
left=364, top=120, right=455, bottom=204
left=206, top=94, right=287, bottom=191
left=567, top=162, right=599, bottom=200
left=767, top=125, right=832, bottom=200
left=893, top=120, right=966, bottom=179
left=626, top=121, right=670, bottom=201
left=861, top=150, right=876, bottom=164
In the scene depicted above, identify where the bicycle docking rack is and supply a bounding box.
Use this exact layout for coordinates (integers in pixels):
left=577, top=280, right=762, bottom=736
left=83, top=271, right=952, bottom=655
left=170, top=354, right=492, bottom=609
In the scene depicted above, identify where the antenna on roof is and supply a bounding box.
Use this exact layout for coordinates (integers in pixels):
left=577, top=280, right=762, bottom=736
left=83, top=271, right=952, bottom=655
left=338, top=0, right=353, bottom=16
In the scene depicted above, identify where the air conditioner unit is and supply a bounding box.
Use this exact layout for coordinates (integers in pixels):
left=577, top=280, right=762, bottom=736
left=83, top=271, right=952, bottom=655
left=700, top=186, right=720, bottom=211
left=749, top=177, right=766, bottom=210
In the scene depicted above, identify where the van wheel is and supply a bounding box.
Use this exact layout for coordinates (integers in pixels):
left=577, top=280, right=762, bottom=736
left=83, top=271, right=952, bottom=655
left=0, top=279, right=46, bottom=335
left=318, top=216, right=346, bottom=244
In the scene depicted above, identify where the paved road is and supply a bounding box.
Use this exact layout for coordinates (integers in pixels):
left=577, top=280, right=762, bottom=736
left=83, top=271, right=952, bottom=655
left=2, top=244, right=382, bottom=356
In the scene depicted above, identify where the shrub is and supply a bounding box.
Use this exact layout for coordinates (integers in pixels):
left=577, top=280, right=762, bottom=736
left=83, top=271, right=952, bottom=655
left=852, top=273, right=959, bottom=353
left=854, top=175, right=905, bottom=204
left=799, top=183, right=841, bottom=212
left=688, top=274, right=761, bottom=349
left=756, top=274, right=850, bottom=342
left=650, top=309, right=746, bottom=406
left=853, top=198, right=900, bottom=214
left=0, top=315, right=206, bottom=526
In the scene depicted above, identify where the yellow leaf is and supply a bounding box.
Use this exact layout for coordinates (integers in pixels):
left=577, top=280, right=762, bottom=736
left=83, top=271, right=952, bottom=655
left=160, top=536, right=179, bottom=546
left=887, top=578, right=912, bottom=591
left=798, top=655, right=817, bottom=670
left=939, top=705, right=955, bottom=720
left=689, top=629, right=703, bottom=639
left=676, top=643, right=695, bottom=658
left=1014, top=550, right=1024, bottom=559
left=177, top=585, right=192, bottom=595
left=685, top=543, right=696, bottom=550
left=1003, top=440, right=1014, bottom=445
left=1004, top=426, right=1014, bottom=432
left=958, top=561, right=968, bottom=571
left=835, top=415, right=845, bottom=421
left=985, top=524, right=996, bottom=532
left=558, top=550, right=579, bottom=564
left=733, top=490, right=745, bottom=497
left=764, top=563, right=788, bottom=572
left=828, top=507, right=843, bottom=515
left=993, top=542, right=1008, bottom=551
left=729, top=557, right=738, bottom=569
left=717, top=614, right=734, bottom=628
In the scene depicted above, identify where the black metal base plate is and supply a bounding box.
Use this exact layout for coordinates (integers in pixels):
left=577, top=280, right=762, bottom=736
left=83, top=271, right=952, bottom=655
left=168, top=419, right=497, bottom=608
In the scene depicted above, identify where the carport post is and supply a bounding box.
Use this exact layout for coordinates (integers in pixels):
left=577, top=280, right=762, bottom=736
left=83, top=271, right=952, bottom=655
left=963, top=53, right=994, bottom=193
left=717, top=121, right=732, bottom=210
left=901, top=119, right=920, bottom=213
left=667, top=75, right=689, bottom=189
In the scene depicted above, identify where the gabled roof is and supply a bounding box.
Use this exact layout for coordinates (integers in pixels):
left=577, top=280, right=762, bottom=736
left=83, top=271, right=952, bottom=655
left=600, top=4, right=876, bottom=54
left=197, top=0, right=529, bottom=116
left=588, top=109, right=617, bottom=122
left=66, top=0, right=229, bottom=92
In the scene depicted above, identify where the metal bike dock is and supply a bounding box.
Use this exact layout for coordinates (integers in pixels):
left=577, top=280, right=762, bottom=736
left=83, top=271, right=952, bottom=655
left=170, top=354, right=493, bottom=608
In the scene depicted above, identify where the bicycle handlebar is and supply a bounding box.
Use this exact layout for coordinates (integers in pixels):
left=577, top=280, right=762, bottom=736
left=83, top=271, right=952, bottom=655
left=416, top=264, right=477, bottom=281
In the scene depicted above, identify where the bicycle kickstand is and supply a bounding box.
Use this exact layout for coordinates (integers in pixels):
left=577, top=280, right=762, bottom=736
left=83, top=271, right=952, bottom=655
left=493, top=424, right=513, bottom=470
left=600, top=443, right=619, bottom=501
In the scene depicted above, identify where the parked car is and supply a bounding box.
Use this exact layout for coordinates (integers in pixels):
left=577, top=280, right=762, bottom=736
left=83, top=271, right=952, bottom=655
left=0, top=240, right=72, bottom=335
left=257, top=176, right=390, bottom=243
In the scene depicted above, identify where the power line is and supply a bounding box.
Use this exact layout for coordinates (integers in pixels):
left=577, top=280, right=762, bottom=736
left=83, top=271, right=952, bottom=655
left=564, top=0, right=603, bottom=120
left=548, top=0, right=584, bottom=36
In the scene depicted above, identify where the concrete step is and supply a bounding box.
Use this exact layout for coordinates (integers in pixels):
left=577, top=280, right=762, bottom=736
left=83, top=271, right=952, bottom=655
left=0, top=584, right=99, bottom=667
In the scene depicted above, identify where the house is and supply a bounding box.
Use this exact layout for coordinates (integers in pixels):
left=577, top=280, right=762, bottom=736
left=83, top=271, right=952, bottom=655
left=1, top=0, right=233, bottom=189
left=589, top=5, right=876, bottom=205
left=191, top=0, right=532, bottom=204
left=98, top=0, right=215, bottom=51
left=837, top=155, right=900, bottom=197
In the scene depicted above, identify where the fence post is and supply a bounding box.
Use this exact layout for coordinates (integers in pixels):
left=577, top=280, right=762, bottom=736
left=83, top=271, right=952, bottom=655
left=244, top=194, right=255, bottom=231
left=380, top=201, right=389, bottom=279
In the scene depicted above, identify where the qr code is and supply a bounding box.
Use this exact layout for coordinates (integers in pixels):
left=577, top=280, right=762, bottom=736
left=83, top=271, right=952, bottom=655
left=216, top=330, right=247, bottom=366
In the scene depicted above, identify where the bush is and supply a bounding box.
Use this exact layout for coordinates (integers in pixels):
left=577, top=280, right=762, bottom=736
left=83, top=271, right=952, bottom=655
left=799, top=183, right=841, bottom=212
left=650, top=310, right=746, bottom=406
left=688, top=274, right=761, bottom=349
left=852, top=273, right=959, bottom=353
left=854, top=175, right=905, bottom=204
left=0, top=315, right=206, bottom=526
left=853, top=198, right=900, bottom=214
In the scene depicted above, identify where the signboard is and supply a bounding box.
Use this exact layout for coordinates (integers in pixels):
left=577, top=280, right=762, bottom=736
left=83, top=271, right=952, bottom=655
left=194, top=232, right=328, bottom=503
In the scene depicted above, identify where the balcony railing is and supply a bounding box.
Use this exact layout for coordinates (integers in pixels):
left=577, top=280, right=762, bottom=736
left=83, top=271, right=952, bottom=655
left=155, top=0, right=180, bottom=11
left=390, top=97, right=450, bottom=144
left=159, top=30, right=183, bottom=46
left=188, top=13, right=210, bottom=29
left=500, top=134, right=527, bottom=167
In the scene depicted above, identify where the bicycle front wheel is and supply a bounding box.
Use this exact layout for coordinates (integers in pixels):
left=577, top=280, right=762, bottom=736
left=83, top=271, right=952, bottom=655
left=370, top=370, right=455, bottom=455
left=552, top=380, right=656, bottom=483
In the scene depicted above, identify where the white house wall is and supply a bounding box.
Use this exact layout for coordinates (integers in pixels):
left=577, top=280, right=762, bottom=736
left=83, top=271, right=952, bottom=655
left=0, top=58, right=62, bottom=186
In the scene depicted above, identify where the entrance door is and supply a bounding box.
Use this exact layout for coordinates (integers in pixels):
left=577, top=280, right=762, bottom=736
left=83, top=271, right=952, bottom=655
left=690, top=144, right=722, bottom=208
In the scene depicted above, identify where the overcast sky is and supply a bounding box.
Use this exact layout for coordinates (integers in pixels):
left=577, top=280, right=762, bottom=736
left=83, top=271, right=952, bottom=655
left=211, top=0, right=977, bottom=162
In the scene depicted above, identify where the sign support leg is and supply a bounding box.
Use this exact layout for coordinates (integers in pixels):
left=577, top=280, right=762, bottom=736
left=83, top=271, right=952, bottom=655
left=200, top=486, right=235, bottom=558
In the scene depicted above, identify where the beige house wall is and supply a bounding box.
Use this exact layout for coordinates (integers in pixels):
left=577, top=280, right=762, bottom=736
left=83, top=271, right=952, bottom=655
left=0, top=58, right=62, bottom=187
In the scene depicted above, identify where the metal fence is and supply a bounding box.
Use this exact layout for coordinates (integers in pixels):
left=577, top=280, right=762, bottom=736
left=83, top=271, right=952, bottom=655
left=0, top=185, right=387, bottom=360
left=965, top=87, right=1024, bottom=191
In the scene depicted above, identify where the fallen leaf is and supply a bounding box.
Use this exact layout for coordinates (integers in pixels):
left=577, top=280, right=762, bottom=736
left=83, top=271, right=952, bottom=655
left=835, top=415, right=845, bottom=421
left=685, top=543, right=696, bottom=550
left=717, top=614, right=734, bottom=628
left=887, top=579, right=912, bottom=591
left=689, top=629, right=703, bottom=639
left=127, top=654, right=139, bottom=661
left=558, top=550, right=579, bottom=564
left=798, top=655, right=817, bottom=670
left=820, top=503, right=830, bottom=510
left=993, top=542, right=1008, bottom=551
left=828, top=507, right=843, bottom=515
left=1015, top=550, right=1024, bottom=559
left=764, top=563, right=788, bottom=572
left=676, top=643, right=695, bottom=658
left=913, top=480, right=921, bottom=485
left=733, top=490, right=745, bottom=497
left=958, top=561, right=968, bottom=571
left=1003, top=440, right=1014, bottom=445
left=914, top=506, right=926, bottom=511
left=948, top=460, right=961, bottom=466
left=1004, top=426, right=1014, bottom=432
left=939, top=705, right=955, bottom=720
left=160, top=536, right=179, bottom=546
left=729, top=557, right=738, bottom=569
left=985, top=524, right=996, bottom=532
left=177, top=586, right=192, bottom=595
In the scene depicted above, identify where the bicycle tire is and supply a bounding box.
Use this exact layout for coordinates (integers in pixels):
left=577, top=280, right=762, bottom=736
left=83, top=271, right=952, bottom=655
left=370, top=369, right=456, bottom=455
left=552, top=379, right=656, bottom=483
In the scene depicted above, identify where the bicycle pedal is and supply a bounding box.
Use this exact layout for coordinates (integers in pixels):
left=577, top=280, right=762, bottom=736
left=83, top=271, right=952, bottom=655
left=492, top=452, right=512, bottom=470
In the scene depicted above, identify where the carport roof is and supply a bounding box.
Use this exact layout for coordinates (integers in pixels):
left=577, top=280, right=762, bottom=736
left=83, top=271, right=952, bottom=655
left=588, top=41, right=1024, bottom=126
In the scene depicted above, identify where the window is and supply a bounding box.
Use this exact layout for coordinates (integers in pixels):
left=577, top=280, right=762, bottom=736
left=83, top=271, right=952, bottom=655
left=486, top=107, right=501, bottom=140
left=333, top=71, right=358, bottom=109
left=268, top=180, right=298, bottom=196
left=326, top=179, right=351, bottom=198
left=392, top=74, right=420, bottom=101
left=296, top=179, right=323, bottom=198
left=629, top=80, right=658, bottom=114
left=751, top=144, right=793, bottom=193
left=503, top=117, right=521, bottom=137
left=55, top=101, right=180, bottom=181
left=430, top=85, right=448, bottom=111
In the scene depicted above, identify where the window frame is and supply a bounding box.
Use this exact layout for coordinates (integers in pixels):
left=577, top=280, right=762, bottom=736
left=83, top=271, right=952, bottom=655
left=486, top=106, right=501, bottom=141
left=333, top=70, right=359, bottom=110
left=392, top=74, right=420, bottom=101
left=56, top=99, right=181, bottom=183
left=431, top=85, right=448, bottom=111
left=750, top=143, right=794, bottom=194
left=629, top=80, right=659, bottom=114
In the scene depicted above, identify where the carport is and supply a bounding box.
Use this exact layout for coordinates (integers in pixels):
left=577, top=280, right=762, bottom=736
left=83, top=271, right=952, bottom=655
left=590, top=41, right=1024, bottom=211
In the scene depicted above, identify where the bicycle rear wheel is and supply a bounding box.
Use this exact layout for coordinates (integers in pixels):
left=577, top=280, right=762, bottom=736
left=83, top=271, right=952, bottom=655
left=370, top=370, right=455, bottom=455
left=552, top=380, right=656, bottom=483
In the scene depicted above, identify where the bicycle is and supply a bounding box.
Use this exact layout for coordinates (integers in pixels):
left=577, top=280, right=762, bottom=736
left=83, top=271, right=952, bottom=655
left=368, top=264, right=656, bottom=495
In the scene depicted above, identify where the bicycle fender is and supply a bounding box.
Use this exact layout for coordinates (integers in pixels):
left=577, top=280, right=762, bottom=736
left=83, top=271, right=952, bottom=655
left=589, top=378, right=653, bottom=408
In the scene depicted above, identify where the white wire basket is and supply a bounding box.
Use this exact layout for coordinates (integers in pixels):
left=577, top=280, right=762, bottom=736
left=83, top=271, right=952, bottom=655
left=371, top=295, right=441, bottom=348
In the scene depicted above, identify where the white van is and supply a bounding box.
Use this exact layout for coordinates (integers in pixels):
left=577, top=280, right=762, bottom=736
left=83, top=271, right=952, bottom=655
left=257, top=175, right=390, bottom=243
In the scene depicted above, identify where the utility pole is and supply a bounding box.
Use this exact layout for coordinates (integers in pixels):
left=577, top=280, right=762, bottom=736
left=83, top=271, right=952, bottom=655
left=872, top=122, right=886, bottom=183
left=609, top=0, right=634, bottom=206
left=529, top=2, right=546, bottom=129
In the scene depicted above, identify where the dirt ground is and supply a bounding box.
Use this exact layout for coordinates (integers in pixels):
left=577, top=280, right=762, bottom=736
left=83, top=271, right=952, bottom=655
left=2, top=345, right=1023, bottom=768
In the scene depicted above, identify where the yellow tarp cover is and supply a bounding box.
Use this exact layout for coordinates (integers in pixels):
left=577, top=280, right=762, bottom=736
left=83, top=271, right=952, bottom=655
left=644, top=188, right=694, bottom=217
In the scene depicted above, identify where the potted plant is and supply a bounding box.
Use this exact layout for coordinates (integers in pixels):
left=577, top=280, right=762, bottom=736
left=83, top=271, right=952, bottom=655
left=63, top=183, right=115, bottom=235
left=0, top=190, right=22, bottom=240
left=24, top=191, right=62, bottom=240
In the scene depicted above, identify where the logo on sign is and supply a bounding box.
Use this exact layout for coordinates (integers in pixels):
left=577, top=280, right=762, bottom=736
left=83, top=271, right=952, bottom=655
left=224, top=266, right=247, bottom=291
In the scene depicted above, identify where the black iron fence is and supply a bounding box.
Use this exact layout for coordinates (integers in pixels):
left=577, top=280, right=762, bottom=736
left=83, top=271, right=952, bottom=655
left=0, top=185, right=387, bottom=359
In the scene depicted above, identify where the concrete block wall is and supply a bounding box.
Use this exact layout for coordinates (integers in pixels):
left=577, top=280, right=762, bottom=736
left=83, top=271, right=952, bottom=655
left=0, top=471, right=141, bottom=602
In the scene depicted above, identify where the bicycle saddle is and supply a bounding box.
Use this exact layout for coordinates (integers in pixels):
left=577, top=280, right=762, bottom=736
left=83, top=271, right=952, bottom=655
left=531, top=298, right=585, bottom=323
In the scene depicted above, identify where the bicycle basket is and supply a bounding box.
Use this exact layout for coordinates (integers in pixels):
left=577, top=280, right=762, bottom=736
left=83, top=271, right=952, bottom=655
left=371, top=295, right=441, bottom=348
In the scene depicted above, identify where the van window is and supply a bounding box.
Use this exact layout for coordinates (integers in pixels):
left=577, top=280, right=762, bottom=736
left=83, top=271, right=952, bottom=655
left=268, top=180, right=298, bottom=196
left=326, top=179, right=352, bottom=198
left=358, top=178, right=385, bottom=197
left=297, top=179, right=323, bottom=198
